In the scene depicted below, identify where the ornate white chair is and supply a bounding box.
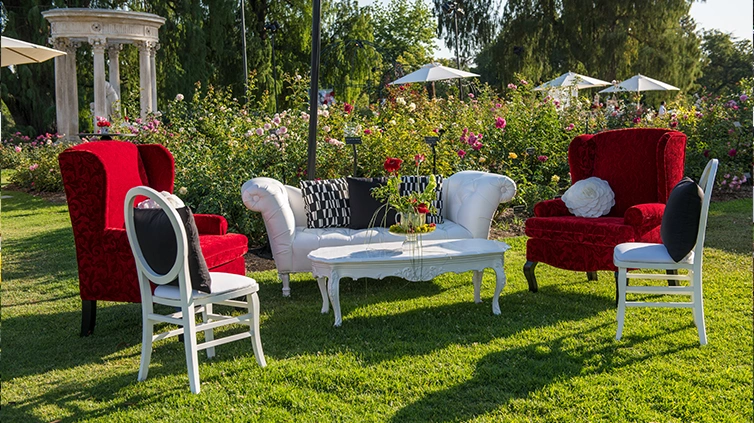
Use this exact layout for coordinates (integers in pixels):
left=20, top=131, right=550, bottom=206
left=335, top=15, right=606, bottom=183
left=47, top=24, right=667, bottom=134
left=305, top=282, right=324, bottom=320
left=124, top=186, right=266, bottom=394
left=614, top=159, right=718, bottom=345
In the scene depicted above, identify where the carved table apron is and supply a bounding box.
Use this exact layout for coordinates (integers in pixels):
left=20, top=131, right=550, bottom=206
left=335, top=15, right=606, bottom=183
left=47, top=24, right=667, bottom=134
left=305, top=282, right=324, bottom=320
left=308, top=239, right=511, bottom=326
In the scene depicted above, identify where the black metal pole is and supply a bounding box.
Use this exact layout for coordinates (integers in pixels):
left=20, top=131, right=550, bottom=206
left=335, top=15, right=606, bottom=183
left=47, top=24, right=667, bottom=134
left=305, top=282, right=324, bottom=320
left=271, top=33, right=277, bottom=112
left=453, top=9, right=461, bottom=97
left=307, top=0, right=322, bottom=180
left=432, top=144, right=437, bottom=174
left=352, top=144, right=358, bottom=176
left=240, top=0, right=249, bottom=100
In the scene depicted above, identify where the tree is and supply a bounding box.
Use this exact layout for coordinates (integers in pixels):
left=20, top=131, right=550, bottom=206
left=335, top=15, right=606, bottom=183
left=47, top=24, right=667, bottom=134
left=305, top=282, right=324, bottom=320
left=433, top=0, right=501, bottom=66
left=476, top=0, right=702, bottom=93
left=372, top=0, right=436, bottom=70
left=697, top=30, right=753, bottom=96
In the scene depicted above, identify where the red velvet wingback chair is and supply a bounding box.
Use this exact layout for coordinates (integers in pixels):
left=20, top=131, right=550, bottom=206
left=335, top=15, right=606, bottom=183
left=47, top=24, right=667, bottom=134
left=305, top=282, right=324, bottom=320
left=59, top=141, right=249, bottom=336
left=523, top=128, right=686, bottom=293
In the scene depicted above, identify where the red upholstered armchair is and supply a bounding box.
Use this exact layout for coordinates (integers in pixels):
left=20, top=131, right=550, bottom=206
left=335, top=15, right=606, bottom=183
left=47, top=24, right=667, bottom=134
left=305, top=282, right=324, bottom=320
left=59, top=141, right=249, bottom=336
left=523, top=128, right=686, bottom=294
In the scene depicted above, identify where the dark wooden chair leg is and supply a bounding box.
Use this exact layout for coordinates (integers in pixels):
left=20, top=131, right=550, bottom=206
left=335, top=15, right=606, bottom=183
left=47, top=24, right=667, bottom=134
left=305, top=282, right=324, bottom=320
left=586, top=271, right=598, bottom=281
left=81, top=300, right=97, bottom=337
left=666, top=269, right=679, bottom=286
left=523, top=261, right=539, bottom=292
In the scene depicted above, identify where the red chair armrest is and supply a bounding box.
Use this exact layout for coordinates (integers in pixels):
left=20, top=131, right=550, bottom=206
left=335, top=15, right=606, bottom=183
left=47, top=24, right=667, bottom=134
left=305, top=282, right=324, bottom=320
left=194, top=214, right=228, bottom=235
left=533, top=198, right=572, bottom=217
left=624, top=203, right=666, bottom=227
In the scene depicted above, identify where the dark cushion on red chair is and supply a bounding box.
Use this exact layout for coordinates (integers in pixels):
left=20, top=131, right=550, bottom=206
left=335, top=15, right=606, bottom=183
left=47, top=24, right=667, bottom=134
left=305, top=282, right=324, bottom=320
left=134, top=207, right=212, bottom=293
left=661, top=177, right=703, bottom=262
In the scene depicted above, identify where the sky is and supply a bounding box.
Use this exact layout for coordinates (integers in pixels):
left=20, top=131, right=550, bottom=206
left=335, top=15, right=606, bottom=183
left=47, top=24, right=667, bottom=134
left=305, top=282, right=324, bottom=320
left=358, top=0, right=753, bottom=59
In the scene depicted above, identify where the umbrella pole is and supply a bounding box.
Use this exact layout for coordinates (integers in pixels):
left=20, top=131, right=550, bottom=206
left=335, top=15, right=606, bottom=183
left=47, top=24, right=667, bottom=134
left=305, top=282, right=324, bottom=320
left=306, top=0, right=322, bottom=180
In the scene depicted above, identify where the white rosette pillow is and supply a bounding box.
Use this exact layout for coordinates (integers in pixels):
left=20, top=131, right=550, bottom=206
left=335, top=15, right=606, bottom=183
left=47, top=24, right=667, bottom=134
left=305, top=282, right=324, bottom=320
left=561, top=177, right=615, bottom=218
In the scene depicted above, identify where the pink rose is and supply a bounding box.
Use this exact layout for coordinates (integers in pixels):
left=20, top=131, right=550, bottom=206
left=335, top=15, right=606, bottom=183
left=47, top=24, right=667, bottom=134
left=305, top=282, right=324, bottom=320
left=495, top=117, right=507, bottom=129
left=457, top=149, right=467, bottom=159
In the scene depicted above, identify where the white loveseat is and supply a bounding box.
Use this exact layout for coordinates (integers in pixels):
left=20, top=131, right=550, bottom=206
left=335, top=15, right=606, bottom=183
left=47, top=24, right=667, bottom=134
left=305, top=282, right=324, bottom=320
left=241, top=171, right=517, bottom=296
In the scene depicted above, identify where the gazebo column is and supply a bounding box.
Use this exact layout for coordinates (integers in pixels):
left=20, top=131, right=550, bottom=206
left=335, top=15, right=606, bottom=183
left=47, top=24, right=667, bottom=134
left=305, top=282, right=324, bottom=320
left=90, top=37, right=107, bottom=120
left=52, top=38, right=70, bottom=138
left=137, top=41, right=153, bottom=118
left=67, top=41, right=80, bottom=137
left=107, top=43, right=122, bottom=99
left=150, top=43, right=159, bottom=112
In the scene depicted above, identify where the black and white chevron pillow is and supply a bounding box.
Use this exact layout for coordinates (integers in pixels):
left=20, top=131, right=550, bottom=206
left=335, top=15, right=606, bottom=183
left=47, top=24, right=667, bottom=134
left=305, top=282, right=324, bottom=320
left=300, top=178, right=350, bottom=228
left=400, top=175, right=444, bottom=224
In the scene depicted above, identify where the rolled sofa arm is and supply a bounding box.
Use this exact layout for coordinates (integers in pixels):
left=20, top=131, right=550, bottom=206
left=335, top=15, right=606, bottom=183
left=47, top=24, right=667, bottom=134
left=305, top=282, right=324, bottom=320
left=442, top=171, right=517, bottom=238
left=241, top=177, right=297, bottom=272
left=194, top=214, right=229, bottom=235
left=624, top=203, right=665, bottom=228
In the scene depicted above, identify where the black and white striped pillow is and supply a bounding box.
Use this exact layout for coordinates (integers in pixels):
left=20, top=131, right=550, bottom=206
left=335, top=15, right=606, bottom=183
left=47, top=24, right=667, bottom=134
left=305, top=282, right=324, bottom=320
left=400, top=175, right=444, bottom=224
left=300, top=178, right=350, bottom=228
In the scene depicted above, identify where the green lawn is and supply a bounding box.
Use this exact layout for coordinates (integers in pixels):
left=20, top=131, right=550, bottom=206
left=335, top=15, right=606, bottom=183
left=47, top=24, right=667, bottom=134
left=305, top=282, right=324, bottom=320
left=1, top=190, right=752, bottom=422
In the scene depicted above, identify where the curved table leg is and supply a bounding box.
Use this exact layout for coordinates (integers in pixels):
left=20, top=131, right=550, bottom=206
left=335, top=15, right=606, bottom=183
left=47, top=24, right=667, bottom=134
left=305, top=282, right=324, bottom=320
left=317, top=276, right=329, bottom=314
left=327, top=271, right=342, bottom=327
left=472, top=270, right=483, bottom=304
left=492, top=265, right=507, bottom=315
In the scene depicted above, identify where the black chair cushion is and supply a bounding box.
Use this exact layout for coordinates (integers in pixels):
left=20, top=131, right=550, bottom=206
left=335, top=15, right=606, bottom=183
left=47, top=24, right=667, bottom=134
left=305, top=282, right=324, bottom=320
left=661, top=177, right=703, bottom=262
left=133, top=207, right=212, bottom=293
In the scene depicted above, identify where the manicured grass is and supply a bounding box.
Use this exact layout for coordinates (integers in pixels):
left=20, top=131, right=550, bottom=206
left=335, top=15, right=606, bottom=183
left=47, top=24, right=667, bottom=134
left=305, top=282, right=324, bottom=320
left=1, top=191, right=752, bottom=422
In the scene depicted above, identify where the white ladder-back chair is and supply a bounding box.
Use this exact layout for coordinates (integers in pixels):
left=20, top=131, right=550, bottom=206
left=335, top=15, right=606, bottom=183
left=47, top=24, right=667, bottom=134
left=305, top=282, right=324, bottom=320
left=613, top=159, right=718, bottom=345
left=124, top=186, right=266, bottom=394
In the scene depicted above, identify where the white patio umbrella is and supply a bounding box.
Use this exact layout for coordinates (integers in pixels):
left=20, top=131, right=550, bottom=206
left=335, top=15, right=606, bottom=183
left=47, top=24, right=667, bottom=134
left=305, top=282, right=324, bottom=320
left=388, top=62, right=479, bottom=85
left=599, top=74, right=679, bottom=93
left=1, top=36, right=66, bottom=67
left=533, top=71, right=611, bottom=91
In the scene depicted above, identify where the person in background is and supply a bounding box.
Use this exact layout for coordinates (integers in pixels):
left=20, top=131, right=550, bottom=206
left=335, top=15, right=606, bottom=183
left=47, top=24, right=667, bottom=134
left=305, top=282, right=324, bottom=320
left=658, top=101, right=667, bottom=116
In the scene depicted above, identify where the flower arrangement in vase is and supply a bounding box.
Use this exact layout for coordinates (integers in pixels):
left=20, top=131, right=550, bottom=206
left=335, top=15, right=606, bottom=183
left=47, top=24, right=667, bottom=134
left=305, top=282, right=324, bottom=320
left=371, top=154, right=437, bottom=237
left=96, top=116, right=111, bottom=134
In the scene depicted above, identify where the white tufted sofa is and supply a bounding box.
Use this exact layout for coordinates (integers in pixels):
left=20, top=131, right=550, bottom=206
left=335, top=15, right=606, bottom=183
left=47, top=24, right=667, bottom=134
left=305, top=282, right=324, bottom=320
left=241, top=171, right=517, bottom=296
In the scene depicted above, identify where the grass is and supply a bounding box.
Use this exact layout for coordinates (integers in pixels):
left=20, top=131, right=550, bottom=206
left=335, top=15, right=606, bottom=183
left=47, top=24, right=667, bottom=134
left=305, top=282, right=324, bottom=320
left=1, top=190, right=752, bottom=422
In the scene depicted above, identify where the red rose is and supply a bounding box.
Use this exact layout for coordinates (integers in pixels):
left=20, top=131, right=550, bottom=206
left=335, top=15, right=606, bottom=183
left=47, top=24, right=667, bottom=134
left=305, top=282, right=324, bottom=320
left=415, top=203, right=430, bottom=214
left=344, top=102, right=353, bottom=114
left=429, top=223, right=436, bottom=228
left=384, top=157, right=403, bottom=173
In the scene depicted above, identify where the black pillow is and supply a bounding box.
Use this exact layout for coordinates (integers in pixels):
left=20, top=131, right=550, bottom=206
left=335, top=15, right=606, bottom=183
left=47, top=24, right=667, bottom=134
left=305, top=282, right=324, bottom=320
left=347, top=177, right=398, bottom=229
left=661, top=177, right=703, bottom=262
left=133, top=206, right=212, bottom=293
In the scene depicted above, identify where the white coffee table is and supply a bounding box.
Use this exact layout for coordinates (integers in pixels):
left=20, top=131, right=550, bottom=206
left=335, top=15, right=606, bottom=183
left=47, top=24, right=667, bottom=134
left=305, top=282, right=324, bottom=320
left=308, top=238, right=511, bottom=326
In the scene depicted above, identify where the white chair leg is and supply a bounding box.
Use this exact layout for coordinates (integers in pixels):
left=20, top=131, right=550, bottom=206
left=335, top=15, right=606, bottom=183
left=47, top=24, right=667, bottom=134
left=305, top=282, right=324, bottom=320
left=248, top=292, right=267, bottom=367
left=202, top=303, right=216, bottom=359
left=280, top=273, right=291, bottom=297
left=182, top=305, right=201, bottom=394
left=615, top=267, right=628, bottom=341
left=138, top=314, right=154, bottom=382
left=692, top=271, right=707, bottom=345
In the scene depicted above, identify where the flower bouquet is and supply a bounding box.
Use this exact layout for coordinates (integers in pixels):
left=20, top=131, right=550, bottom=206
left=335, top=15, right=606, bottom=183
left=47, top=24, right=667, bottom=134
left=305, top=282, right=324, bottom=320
left=371, top=155, right=437, bottom=236
left=96, top=116, right=111, bottom=134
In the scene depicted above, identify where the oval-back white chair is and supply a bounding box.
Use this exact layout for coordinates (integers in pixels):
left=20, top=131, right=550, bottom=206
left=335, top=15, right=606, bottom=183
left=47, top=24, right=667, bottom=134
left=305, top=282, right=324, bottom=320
left=124, top=186, right=266, bottom=394
left=613, top=159, right=718, bottom=345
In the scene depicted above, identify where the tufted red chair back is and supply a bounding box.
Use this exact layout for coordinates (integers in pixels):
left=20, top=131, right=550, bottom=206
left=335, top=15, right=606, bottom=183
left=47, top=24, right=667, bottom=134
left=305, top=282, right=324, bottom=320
left=568, top=128, right=686, bottom=217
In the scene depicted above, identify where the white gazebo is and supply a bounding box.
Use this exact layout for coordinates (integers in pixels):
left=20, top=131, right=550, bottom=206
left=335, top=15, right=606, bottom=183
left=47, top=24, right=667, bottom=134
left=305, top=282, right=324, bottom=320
left=42, top=9, right=166, bottom=139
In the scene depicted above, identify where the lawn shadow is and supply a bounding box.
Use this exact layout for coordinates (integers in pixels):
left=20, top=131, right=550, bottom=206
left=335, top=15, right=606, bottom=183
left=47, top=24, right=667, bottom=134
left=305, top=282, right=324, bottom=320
left=2, top=226, right=77, bottom=282
left=256, top=283, right=615, bottom=364
left=1, top=302, right=144, bottom=381
left=1, top=370, right=174, bottom=422
left=389, top=325, right=698, bottom=422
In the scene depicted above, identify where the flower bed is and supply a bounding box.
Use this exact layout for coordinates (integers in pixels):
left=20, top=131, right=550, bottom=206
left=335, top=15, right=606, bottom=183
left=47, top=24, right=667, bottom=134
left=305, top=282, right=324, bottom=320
left=2, top=74, right=750, bottom=245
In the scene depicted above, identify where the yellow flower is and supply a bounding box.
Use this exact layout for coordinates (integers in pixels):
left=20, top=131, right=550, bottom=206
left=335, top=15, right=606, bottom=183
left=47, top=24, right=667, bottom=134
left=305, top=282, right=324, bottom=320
left=551, top=175, right=560, bottom=183
left=508, top=152, right=518, bottom=159
left=479, top=157, right=486, bottom=163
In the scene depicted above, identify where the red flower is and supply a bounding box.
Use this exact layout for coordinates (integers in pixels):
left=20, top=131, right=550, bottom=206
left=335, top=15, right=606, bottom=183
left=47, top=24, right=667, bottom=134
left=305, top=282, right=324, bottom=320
left=344, top=102, right=353, bottom=114
left=414, top=154, right=425, bottom=165
left=384, top=157, right=403, bottom=173
left=703, top=149, right=710, bottom=157
left=364, top=128, right=372, bottom=135
left=428, top=223, right=436, bottom=228
left=457, top=149, right=467, bottom=159
left=537, top=155, right=548, bottom=162
left=415, top=203, right=430, bottom=214
left=728, top=148, right=738, bottom=157
left=670, top=121, right=678, bottom=128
